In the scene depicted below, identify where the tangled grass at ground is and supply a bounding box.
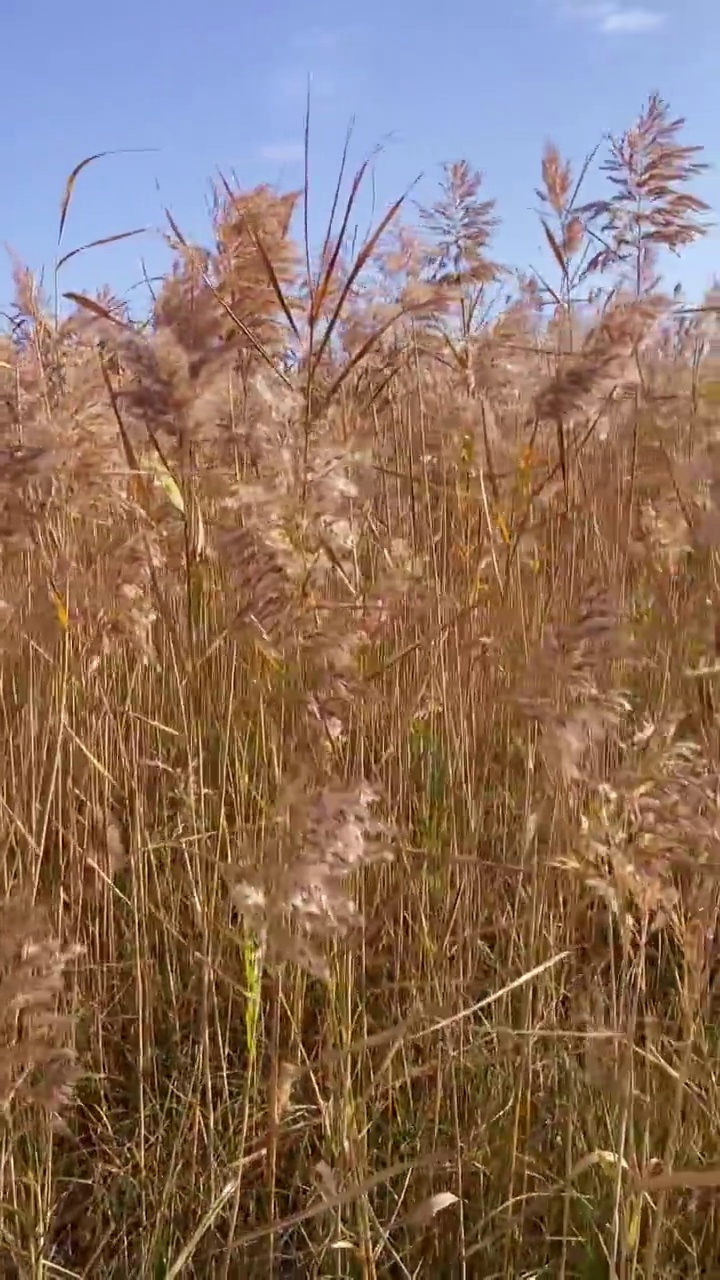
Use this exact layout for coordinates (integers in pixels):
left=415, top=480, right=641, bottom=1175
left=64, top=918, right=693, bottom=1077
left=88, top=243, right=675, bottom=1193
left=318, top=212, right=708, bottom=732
left=2, top=92, right=720, bottom=1276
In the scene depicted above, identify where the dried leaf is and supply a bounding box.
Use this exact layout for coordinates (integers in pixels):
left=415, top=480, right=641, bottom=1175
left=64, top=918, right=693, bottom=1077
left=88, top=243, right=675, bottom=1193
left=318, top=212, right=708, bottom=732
left=541, top=217, right=567, bottom=274
left=570, top=1150, right=631, bottom=1180
left=639, top=1167, right=720, bottom=1192
left=274, top=1060, right=300, bottom=1122
left=398, top=1191, right=460, bottom=1228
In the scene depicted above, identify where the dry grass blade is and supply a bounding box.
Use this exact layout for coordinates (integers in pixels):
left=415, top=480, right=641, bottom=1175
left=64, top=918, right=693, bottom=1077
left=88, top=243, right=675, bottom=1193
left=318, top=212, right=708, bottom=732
left=61, top=290, right=129, bottom=325
left=309, top=174, right=420, bottom=378
left=57, top=227, right=150, bottom=274
left=309, top=142, right=366, bottom=332
left=57, top=149, right=157, bottom=245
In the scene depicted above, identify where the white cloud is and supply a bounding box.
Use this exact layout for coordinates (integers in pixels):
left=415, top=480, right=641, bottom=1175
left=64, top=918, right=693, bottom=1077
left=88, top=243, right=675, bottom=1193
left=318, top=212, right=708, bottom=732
left=258, top=142, right=305, bottom=164
left=558, top=0, right=665, bottom=33
left=599, top=6, right=664, bottom=31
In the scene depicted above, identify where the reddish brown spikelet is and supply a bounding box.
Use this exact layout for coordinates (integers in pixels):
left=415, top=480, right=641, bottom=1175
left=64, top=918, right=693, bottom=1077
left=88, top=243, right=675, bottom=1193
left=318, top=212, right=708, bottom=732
left=541, top=143, right=573, bottom=217
left=562, top=215, right=585, bottom=258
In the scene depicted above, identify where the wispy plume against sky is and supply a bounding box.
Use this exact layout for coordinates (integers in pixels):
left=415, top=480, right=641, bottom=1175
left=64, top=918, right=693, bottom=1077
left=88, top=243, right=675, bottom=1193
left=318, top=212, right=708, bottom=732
left=0, top=0, right=717, bottom=310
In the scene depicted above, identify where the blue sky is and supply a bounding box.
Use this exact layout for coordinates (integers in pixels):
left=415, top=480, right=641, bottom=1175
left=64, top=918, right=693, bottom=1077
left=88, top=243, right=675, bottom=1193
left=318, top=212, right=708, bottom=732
left=2, top=0, right=719, bottom=317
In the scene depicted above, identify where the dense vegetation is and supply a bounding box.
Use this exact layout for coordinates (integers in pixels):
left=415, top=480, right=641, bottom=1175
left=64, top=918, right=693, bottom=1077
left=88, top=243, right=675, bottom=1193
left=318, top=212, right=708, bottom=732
left=1, top=93, right=720, bottom=1277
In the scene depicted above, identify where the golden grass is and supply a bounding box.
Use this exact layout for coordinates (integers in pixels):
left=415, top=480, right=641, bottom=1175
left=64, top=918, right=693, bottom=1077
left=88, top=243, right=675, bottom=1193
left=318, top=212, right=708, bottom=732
left=1, top=92, right=720, bottom=1276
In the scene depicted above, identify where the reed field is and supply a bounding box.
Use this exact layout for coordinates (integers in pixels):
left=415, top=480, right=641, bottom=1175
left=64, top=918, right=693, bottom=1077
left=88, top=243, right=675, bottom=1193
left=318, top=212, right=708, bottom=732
left=2, top=92, right=720, bottom=1277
